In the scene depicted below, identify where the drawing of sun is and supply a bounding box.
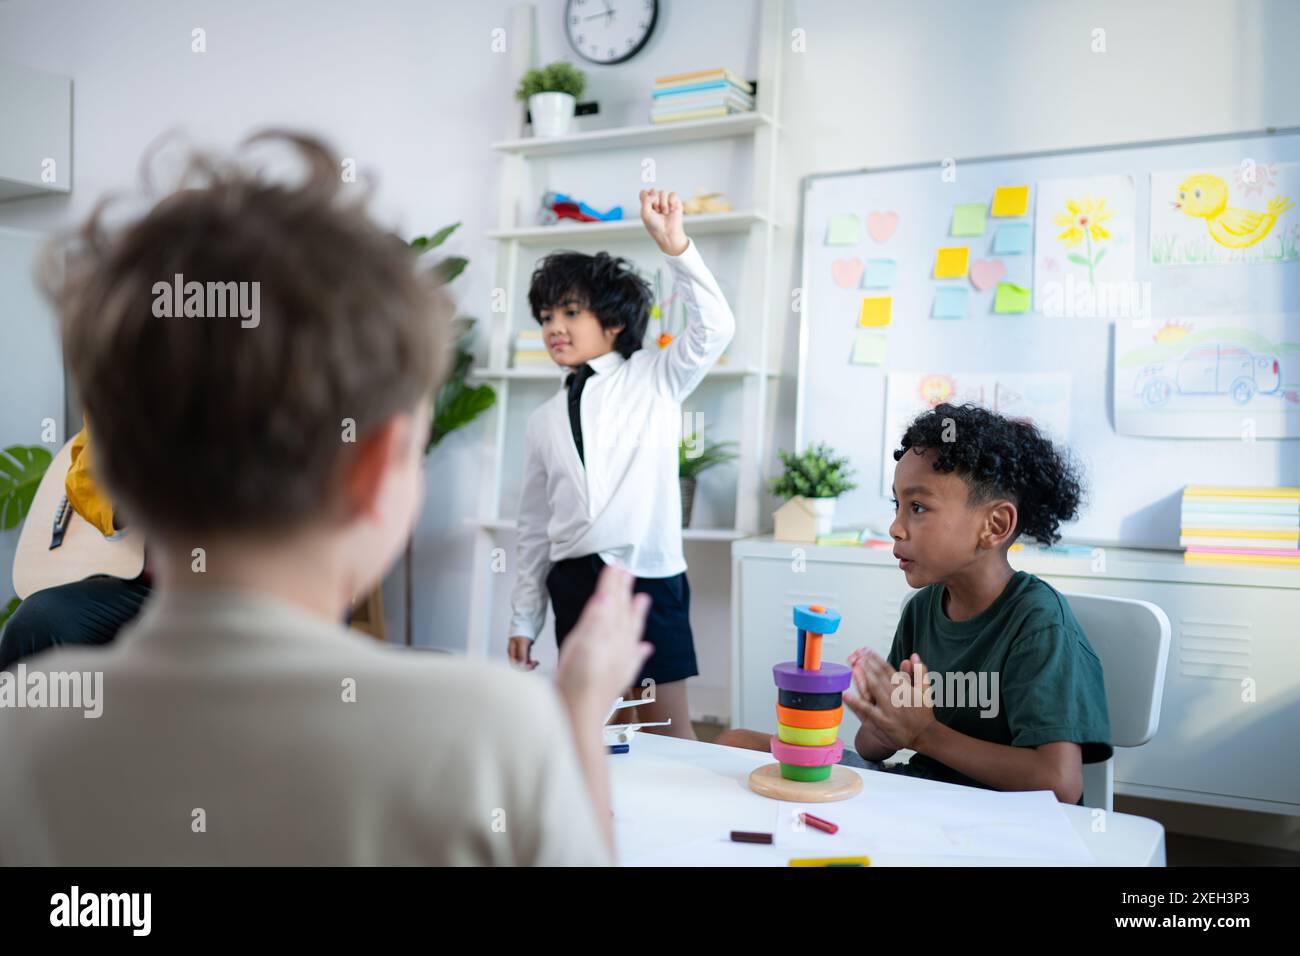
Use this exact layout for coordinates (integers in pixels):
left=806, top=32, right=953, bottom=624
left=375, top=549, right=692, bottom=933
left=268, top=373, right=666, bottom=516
left=918, top=374, right=956, bottom=407
left=1152, top=320, right=1193, bottom=345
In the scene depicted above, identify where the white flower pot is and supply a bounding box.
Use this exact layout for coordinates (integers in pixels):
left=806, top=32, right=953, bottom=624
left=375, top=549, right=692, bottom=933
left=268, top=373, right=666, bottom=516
left=529, top=92, right=576, bottom=138
left=810, top=497, right=837, bottom=536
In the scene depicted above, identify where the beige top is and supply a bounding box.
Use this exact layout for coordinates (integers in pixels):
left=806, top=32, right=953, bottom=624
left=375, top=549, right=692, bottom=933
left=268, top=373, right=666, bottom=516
left=0, top=588, right=610, bottom=866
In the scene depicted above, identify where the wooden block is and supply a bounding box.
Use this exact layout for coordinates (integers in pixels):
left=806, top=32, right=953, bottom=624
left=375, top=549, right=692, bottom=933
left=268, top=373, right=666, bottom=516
left=748, top=762, right=864, bottom=801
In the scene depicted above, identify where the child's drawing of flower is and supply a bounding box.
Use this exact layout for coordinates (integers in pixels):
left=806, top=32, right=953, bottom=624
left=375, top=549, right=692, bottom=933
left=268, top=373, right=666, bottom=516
left=1053, top=195, right=1113, bottom=284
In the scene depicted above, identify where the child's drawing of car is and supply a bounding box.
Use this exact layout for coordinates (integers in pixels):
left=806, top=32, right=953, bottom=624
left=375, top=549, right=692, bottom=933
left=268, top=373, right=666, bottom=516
left=1135, top=344, right=1282, bottom=407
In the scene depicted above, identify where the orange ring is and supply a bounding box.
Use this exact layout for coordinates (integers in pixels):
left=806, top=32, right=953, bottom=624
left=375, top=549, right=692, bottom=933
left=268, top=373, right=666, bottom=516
left=775, top=703, right=842, bottom=729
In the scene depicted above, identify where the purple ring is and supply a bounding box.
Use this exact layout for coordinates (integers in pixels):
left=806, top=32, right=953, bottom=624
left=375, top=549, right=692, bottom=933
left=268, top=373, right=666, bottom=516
left=773, top=661, right=852, bottom=694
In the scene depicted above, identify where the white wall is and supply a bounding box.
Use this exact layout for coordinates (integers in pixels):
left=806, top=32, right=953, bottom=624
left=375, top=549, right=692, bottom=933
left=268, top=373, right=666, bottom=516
left=3, top=0, right=1297, bottom=722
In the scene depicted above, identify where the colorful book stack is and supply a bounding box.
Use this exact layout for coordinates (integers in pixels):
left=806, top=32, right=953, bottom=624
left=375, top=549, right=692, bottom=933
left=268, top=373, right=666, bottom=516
left=511, top=329, right=554, bottom=367
left=650, top=68, right=754, bottom=124
left=770, top=604, right=851, bottom=782
left=1180, top=485, right=1300, bottom=566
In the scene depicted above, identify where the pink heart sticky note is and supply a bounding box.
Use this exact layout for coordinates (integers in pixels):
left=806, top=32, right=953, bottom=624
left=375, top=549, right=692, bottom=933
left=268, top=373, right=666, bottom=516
left=832, top=257, right=865, bottom=288
left=866, top=211, right=899, bottom=243
left=970, top=258, right=1006, bottom=291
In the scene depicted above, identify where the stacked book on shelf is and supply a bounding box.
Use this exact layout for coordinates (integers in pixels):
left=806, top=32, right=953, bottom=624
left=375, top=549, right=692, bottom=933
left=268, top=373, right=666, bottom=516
left=1180, top=485, right=1300, bottom=566
left=650, top=68, right=754, bottom=124
left=511, top=329, right=555, bottom=368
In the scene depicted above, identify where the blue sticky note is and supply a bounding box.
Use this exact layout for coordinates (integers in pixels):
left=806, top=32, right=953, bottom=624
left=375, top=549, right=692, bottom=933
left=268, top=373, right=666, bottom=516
left=861, top=259, right=897, bottom=289
left=931, top=287, right=968, bottom=319
left=993, top=223, right=1031, bottom=255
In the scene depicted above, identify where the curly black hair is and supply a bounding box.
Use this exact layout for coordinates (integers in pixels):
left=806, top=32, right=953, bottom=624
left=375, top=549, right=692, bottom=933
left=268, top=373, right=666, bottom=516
left=893, top=403, right=1085, bottom=545
left=527, top=250, right=651, bottom=358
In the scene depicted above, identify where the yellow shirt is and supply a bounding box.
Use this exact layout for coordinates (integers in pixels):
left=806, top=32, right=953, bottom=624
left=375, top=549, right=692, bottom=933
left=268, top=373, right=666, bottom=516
left=65, top=423, right=116, bottom=537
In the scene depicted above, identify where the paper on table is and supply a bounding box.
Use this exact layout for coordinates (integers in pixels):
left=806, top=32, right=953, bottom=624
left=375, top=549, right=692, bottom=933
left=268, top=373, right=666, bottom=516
left=826, top=213, right=862, bottom=245
left=950, top=203, right=987, bottom=236
left=778, top=789, right=1094, bottom=863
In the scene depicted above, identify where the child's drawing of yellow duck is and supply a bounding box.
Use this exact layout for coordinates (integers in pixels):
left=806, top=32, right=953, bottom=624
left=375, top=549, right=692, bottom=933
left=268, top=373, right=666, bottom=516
left=1174, top=173, right=1293, bottom=249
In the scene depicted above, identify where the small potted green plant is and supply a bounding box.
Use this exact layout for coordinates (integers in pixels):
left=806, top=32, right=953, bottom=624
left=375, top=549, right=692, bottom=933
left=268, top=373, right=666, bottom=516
left=515, top=60, right=586, bottom=137
left=678, top=433, right=737, bottom=527
left=769, top=443, right=857, bottom=536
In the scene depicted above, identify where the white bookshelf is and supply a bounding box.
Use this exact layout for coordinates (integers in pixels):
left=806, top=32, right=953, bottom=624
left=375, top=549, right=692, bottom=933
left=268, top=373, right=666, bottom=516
left=464, top=0, right=788, bottom=660
left=490, top=111, right=777, bottom=158
left=486, top=210, right=767, bottom=243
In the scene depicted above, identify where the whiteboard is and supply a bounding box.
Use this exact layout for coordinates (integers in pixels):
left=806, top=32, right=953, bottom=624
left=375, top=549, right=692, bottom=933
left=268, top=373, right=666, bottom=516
left=795, top=129, right=1300, bottom=549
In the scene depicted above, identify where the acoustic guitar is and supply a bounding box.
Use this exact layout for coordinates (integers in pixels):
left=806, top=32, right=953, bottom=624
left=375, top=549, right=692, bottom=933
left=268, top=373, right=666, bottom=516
left=12, top=439, right=145, bottom=599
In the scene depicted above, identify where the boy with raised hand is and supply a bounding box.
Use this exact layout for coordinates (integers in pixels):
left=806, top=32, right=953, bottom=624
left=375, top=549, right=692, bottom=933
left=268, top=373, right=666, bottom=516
left=0, top=131, right=650, bottom=865
left=507, top=189, right=736, bottom=739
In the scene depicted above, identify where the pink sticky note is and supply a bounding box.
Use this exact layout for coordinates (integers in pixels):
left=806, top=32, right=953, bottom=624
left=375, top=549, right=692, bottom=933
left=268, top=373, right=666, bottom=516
left=970, top=258, right=1007, bottom=291
left=866, top=211, right=899, bottom=243
left=832, top=257, right=865, bottom=288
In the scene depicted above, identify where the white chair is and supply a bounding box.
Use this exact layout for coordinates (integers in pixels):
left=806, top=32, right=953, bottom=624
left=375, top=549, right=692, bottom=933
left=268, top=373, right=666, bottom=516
left=1061, top=592, right=1171, bottom=812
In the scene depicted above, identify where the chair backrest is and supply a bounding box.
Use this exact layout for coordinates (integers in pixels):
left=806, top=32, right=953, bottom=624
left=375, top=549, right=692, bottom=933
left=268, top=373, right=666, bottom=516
left=1059, top=591, right=1172, bottom=749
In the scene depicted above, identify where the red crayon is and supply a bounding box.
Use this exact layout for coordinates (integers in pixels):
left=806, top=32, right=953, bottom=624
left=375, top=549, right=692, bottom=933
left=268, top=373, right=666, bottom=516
left=800, top=812, right=839, bottom=835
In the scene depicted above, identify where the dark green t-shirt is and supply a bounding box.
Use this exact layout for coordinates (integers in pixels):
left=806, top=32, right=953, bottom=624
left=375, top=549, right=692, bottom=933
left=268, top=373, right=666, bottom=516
left=886, top=571, right=1112, bottom=792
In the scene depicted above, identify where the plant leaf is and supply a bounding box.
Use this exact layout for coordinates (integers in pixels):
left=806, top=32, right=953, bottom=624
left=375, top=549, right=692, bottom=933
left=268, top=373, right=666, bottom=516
left=0, top=445, right=53, bottom=530
left=1066, top=253, right=1089, bottom=266
left=0, top=595, right=20, bottom=631
left=436, top=256, right=468, bottom=286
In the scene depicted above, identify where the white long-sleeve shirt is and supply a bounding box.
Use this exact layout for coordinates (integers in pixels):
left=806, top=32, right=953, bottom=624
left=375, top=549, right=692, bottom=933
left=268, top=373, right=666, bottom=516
left=508, top=238, right=736, bottom=641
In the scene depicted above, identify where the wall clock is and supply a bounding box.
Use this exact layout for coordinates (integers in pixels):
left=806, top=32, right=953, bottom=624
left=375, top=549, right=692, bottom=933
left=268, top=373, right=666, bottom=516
left=565, top=0, right=658, bottom=65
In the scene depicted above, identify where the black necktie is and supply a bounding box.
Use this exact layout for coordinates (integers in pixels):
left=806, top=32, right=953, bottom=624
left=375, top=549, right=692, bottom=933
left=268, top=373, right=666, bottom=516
left=566, top=363, right=596, bottom=466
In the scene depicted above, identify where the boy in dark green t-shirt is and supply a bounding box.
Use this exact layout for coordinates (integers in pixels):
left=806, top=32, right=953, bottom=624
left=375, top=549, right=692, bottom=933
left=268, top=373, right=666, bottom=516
left=845, top=403, right=1111, bottom=804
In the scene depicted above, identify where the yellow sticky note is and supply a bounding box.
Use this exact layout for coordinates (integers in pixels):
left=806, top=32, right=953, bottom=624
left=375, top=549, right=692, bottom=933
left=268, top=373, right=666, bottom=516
left=933, top=246, right=969, bottom=279
left=858, top=296, right=892, bottom=327
left=991, top=185, right=1029, bottom=217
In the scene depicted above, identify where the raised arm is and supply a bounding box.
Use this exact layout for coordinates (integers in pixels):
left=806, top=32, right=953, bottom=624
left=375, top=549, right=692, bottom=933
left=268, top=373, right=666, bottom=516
left=639, top=189, right=736, bottom=400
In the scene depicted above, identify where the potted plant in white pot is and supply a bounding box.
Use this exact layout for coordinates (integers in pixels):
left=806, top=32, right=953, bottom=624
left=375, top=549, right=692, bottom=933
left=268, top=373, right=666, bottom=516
left=516, top=61, right=586, bottom=138
left=678, top=432, right=737, bottom=527
left=769, top=443, right=857, bottom=539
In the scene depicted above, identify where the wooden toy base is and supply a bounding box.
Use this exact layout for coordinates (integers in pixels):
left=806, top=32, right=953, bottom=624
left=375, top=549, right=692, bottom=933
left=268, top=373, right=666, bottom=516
left=747, top=762, right=864, bottom=803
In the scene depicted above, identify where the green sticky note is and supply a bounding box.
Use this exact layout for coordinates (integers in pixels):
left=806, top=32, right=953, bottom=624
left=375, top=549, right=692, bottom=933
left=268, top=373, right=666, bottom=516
left=950, top=203, right=986, bottom=237
left=826, top=213, right=861, bottom=246
left=850, top=330, right=887, bottom=366
left=993, top=282, right=1031, bottom=313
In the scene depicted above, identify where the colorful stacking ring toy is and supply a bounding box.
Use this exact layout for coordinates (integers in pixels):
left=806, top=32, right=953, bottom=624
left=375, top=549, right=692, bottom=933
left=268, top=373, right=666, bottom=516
left=770, top=603, right=853, bottom=782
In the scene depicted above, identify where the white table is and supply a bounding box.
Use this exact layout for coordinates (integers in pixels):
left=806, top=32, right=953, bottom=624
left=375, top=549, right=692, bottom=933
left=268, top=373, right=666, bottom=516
left=609, top=734, right=1166, bottom=866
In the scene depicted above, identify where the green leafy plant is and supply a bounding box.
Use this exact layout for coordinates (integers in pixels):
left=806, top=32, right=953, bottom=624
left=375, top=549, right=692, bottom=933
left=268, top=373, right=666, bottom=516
left=407, top=222, right=497, bottom=452
left=769, top=443, right=857, bottom=500
left=679, top=434, right=737, bottom=481
left=0, top=444, right=55, bottom=633
left=0, top=596, right=19, bottom=630
left=401, top=223, right=498, bottom=645
left=515, top=61, right=586, bottom=101
left=0, top=445, right=53, bottom=530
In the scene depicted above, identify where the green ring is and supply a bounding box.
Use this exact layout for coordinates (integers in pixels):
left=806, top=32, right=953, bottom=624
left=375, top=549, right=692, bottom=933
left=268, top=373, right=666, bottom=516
left=779, top=762, right=833, bottom=782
